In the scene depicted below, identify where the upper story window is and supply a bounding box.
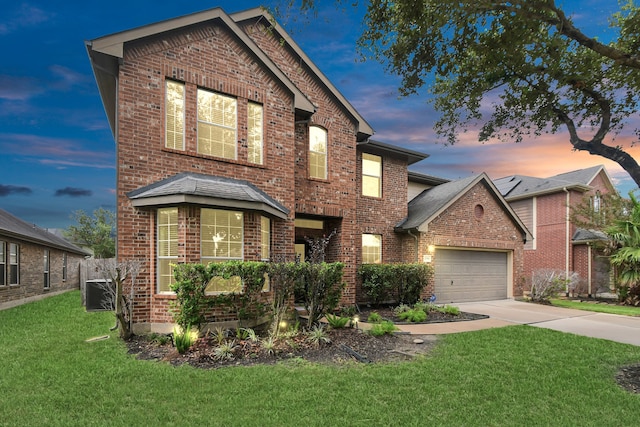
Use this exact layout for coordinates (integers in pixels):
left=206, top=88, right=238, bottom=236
left=248, top=102, right=264, bottom=165
left=362, top=153, right=382, bottom=197
left=9, top=243, right=19, bottom=285
left=197, top=89, right=237, bottom=160
left=165, top=80, right=185, bottom=150
left=157, top=208, right=178, bottom=293
left=362, top=234, right=382, bottom=264
left=0, top=241, right=5, bottom=287
left=309, top=126, right=327, bottom=179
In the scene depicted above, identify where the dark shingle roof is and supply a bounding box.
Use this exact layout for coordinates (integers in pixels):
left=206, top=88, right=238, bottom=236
left=127, top=172, right=290, bottom=219
left=0, top=209, right=89, bottom=255
left=572, top=228, right=609, bottom=243
left=494, top=165, right=604, bottom=200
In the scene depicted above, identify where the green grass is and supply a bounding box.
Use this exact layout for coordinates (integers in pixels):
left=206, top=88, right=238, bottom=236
left=2, top=291, right=640, bottom=426
left=551, top=298, right=640, bottom=316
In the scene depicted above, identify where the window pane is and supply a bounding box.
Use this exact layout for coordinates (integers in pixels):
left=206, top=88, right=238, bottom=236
left=201, top=208, right=243, bottom=260
left=362, top=153, right=382, bottom=197
left=197, top=89, right=237, bottom=159
left=261, top=216, right=270, bottom=260
left=309, top=126, right=327, bottom=179
left=0, top=241, right=5, bottom=286
left=157, top=208, right=178, bottom=292
left=248, top=103, right=263, bottom=164
left=9, top=243, right=19, bottom=285
left=165, top=81, right=185, bottom=150
left=362, top=234, right=382, bottom=264
left=205, top=275, right=243, bottom=293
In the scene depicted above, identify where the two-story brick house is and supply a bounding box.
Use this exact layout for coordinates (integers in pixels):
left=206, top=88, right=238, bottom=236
left=494, top=165, right=616, bottom=295
left=87, top=7, right=528, bottom=332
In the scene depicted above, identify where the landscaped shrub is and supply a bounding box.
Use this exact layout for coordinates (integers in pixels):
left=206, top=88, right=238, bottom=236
left=368, top=320, right=398, bottom=336
left=325, top=313, right=351, bottom=329
left=398, top=308, right=427, bottom=323
left=171, top=263, right=211, bottom=331
left=268, top=260, right=299, bottom=336
left=296, top=261, right=345, bottom=328
left=530, top=269, right=575, bottom=303
left=367, top=312, right=383, bottom=323
left=359, top=263, right=433, bottom=305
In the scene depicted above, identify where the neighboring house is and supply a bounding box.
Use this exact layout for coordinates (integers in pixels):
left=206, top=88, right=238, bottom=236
left=398, top=173, right=531, bottom=303
left=0, top=209, right=89, bottom=308
left=86, top=7, right=526, bottom=332
left=494, top=165, right=616, bottom=295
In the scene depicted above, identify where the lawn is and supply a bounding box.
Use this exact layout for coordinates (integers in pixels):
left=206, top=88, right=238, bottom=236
left=551, top=298, right=640, bottom=316
left=2, top=291, right=640, bottom=426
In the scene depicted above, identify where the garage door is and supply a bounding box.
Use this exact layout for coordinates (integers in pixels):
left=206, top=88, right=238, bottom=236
left=434, top=249, right=508, bottom=303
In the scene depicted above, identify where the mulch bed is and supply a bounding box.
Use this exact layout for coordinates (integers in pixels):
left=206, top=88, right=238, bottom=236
left=356, top=305, right=489, bottom=324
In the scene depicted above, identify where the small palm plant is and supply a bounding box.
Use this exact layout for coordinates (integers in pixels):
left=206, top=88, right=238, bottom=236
left=608, top=192, right=640, bottom=304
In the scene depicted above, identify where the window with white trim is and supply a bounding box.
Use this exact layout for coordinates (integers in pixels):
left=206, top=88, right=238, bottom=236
left=0, top=241, right=5, bottom=287
left=197, top=89, right=237, bottom=159
left=202, top=209, right=244, bottom=294
left=362, top=153, right=382, bottom=197
left=248, top=102, right=263, bottom=165
left=165, top=80, right=185, bottom=150
left=62, top=253, right=67, bottom=281
left=43, top=250, right=50, bottom=289
left=261, top=216, right=270, bottom=261
left=309, top=126, right=327, bottom=179
left=362, top=234, right=382, bottom=264
left=157, top=208, right=178, bottom=293
left=9, top=243, right=19, bottom=285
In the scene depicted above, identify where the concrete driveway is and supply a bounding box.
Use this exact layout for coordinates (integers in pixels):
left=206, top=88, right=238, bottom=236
left=454, top=299, right=640, bottom=346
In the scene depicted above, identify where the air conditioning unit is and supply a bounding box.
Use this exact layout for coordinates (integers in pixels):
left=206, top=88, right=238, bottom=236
left=85, top=279, right=115, bottom=311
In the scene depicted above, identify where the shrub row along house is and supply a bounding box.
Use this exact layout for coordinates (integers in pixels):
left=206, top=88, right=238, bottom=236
left=87, top=7, right=610, bottom=333
left=0, top=209, right=89, bottom=308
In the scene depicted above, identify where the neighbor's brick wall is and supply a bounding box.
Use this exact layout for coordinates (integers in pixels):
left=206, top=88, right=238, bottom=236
left=117, top=22, right=299, bottom=325
left=0, top=236, right=83, bottom=304
left=413, top=181, right=526, bottom=298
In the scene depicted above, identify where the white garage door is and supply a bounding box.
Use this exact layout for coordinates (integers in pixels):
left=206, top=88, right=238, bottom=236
left=434, top=249, right=508, bottom=303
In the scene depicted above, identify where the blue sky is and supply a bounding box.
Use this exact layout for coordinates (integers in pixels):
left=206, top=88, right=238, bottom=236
left=1, top=0, right=637, bottom=229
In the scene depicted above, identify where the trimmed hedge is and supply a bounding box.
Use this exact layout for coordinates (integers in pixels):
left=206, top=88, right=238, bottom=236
left=358, top=263, right=433, bottom=305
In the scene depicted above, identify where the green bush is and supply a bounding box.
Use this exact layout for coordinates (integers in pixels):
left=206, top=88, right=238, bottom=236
left=367, top=312, right=383, bottom=323
left=368, top=320, right=398, bottom=336
left=325, top=313, right=351, bottom=329
left=173, top=325, right=197, bottom=354
left=295, top=261, right=345, bottom=328
left=398, top=308, right=427, bottom=323
left=358, top=263, right=433, bottom=305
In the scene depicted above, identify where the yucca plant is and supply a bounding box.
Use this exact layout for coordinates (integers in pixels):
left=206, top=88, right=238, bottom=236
left=214, top=341, right=237, bottom=361
left=261, top=336, right=276, bottom=355
left=307, top=325, right=331, bottom=347
left=325, top=313, right=351, bottom=329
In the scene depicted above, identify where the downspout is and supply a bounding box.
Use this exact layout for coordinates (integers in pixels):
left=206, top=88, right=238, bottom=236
left=563, top=187, right=571, bottom=294
left=408, top=230, right=419, bottom=263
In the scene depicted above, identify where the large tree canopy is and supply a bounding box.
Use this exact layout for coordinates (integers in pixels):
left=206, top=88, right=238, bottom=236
left=286, top=0, right=640, bottom=187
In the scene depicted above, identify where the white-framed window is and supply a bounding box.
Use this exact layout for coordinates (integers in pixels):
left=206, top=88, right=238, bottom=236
left=0, top=241, right=5, bottom=287
left=62, top=253, right=67, bottom=281
left=201, top=209, right=244, bottom=294
left=157, top=208, right=178, bottom=293
left=362, top=153, right=382, bottom=197
left=261, top=216, right=270, bottom=261
left=9, top=243, right=19, bottom=285
left=165, top=80, right=185, bottom=150
left=362, top=234, right=382, bottom=264
left=309, top=126, right=327, bottom=179
left=197, top=89, right=237, bottom=159
left=43, top=250, right=50, bottom=289
left=248, top=102, right=263, bottom=164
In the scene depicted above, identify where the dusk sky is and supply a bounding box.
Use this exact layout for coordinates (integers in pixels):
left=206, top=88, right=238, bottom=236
left=1, top=0, right=638, bottom=229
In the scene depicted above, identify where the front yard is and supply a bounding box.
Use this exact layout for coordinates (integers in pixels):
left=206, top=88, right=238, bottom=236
left=1, top=291, right=640, bottom=426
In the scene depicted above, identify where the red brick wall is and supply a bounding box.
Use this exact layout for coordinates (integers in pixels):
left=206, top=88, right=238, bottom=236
left=0, top=236, right=83, bottom=305
left=412, top=181, right=525, bottom=298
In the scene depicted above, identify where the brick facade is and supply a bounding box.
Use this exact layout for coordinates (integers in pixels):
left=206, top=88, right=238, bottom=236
left=0, top=236, right=84, bottom=305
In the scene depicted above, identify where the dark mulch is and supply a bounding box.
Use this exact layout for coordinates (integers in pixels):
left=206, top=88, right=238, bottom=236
left=617, top=364, right=640, bottom=394
left=126, top=327, right=439, bottom=369
left=357, top=306, right=489, bottom=324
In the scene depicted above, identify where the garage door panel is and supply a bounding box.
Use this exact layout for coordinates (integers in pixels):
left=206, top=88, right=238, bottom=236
left=434, top=250, right=507, bottom=303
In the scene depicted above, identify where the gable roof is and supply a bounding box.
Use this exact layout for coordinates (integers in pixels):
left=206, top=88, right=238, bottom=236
left=494, top=165, right=608, bottom=201
left=86, top=7, right=375, bottom=141
left=0, top=209, right=89, bottom=255
left=126, top=172, right=290, bottom=219
left=396, top=173, right=532, bottom=241
left=86, top=7, right=316, bottom=137
left=231, top=8, right=374, bottom=141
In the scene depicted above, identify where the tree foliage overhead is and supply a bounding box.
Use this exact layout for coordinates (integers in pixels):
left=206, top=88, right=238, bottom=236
left=64, top=208, right=115, bottom=258
left=284, top=0, right=640, bottom=187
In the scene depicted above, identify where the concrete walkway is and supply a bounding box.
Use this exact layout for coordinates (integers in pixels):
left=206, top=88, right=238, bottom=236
left=393, top=299, right=640, bottom=347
